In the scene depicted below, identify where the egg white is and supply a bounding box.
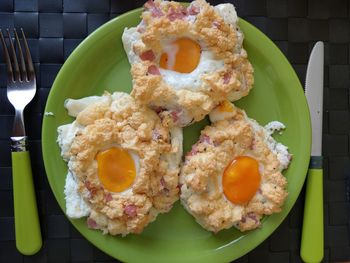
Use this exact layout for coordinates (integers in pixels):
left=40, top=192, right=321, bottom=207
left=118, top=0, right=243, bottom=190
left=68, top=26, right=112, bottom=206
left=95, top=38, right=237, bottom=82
left=64, top=96, right=102, bottom=117
left=57, top=121, right=83, bottom=161
left=214, top=3, right=238, bottom=26
left=122, top=27, right=141, bottom=65
left=64, top=171, right=91, bottom=218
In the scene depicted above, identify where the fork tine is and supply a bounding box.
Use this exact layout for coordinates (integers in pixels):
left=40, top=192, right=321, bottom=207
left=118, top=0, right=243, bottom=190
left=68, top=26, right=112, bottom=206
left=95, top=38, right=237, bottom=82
left=14, top=29, right=27, bottom=81
left=20, top=29, right=35, bottom=80
left=6, top=29, right=21, bottom=81
left=0, top=30, right=14, bottom=81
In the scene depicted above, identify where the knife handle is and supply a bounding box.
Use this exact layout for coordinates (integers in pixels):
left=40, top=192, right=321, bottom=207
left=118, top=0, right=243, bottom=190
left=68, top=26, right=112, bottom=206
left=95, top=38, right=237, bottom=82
left=12, top=151, right=42, bottom=255
left=300, top=165, right=324, bottom=263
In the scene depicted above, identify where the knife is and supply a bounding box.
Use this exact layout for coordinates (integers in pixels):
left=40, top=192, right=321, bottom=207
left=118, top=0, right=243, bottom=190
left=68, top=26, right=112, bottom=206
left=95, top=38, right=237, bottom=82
left=300, top=41, right=324, bottom=263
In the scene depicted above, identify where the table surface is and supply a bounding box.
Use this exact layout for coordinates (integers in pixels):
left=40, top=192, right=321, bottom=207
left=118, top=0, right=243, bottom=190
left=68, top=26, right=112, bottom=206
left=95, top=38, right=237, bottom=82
left=0, top=0, right=350, bottom=262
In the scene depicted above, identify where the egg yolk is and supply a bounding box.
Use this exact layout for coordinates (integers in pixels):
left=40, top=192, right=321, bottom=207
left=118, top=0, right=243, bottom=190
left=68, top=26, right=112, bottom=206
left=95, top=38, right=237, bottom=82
left=96, top=147, right=136, bottom=193
left=222, top=156, right=261, bottom=205
left=159, top=38, right=201, bottom=73
left=217, top=100, right=234, bottom=112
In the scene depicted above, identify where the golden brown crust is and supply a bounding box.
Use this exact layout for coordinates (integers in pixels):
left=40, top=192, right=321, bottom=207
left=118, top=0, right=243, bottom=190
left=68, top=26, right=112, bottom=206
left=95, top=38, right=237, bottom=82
left=180, top=106, right=288, bottom=232
left=125, top=0, right=254, bottom=126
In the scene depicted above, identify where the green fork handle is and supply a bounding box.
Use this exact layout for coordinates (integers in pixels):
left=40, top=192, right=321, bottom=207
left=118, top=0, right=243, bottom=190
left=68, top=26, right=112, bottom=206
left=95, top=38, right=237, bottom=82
left=300, top=168, right=324, bottom=263
left=12, top=151, right=42, bottom=255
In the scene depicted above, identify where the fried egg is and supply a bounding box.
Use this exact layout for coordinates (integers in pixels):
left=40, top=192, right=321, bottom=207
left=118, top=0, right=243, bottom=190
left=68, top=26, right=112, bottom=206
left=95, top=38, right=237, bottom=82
left=179, top=101, right=291, bottom=232
left=122, top=0, right=254, bottom=126
left=57, top=92, right=183, bottom=236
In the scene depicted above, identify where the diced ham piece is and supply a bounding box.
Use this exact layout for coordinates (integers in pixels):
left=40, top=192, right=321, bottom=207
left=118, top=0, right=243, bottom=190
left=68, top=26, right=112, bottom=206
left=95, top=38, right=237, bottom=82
left=124, top=204, right=137, bottom=218
left=188, top=4, right=200, bottom=15
left=147, top=65, right=161, bottom=75
left=247, top=212, right=259, bottom=224
left=140, top=50, right=155, bottom=61
left=177, top=184, right=182, bottom=194
left=160, top=177, right=170, bottom=195
left=199, top=135, right=212, bottom=145
left=167, top=6, right=188, bottom=21
left=152, top=129, right=162, bottom=140
left=153, top=106, right=166, bottom=114
left=249, top=138, right=255, bottom=150
left=171, top=110, right=179, bottom=122
left=85, top=181, right=97, bottom=197
left=187, top=144, right=199, bottom=157
left=152, top=8, right=164, bottom=18
left=223, top=72, right=231, bottom=84
left=137, top=26, right=146, bottom=33
left=85, top=181, right=92, bottom=189
left=160, top=177, right=166, bottom=188
left=170, top=109, right=183, bottom=123
left=105, top=193, right=113, bottom=202
left=213, top=21, right=221, bottom=29
left=87, top=218, right=98, bottom=229
left=137, top=20, right=146, bottom=33
left=144, top=0, right=163, bottom=17
left=144, top=0, right=155, bottom=10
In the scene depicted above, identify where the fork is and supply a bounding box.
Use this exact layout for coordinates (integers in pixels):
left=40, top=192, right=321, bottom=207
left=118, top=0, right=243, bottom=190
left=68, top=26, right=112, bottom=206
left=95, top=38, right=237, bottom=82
left=0, top=29, right=42, bottom=255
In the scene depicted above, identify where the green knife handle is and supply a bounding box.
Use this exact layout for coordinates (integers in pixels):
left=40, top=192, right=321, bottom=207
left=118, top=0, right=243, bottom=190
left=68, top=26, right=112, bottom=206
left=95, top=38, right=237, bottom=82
left=300, top=166, right=324, bottom=263
left=12, top=151, right=42, bottom=255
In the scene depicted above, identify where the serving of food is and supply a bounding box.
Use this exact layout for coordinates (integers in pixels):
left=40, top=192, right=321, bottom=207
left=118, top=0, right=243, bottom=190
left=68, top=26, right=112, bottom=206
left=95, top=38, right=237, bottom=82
left=122, top=0, right=253, bottom=127
left=180, top=101, right=291, bottom=233
left=57, top=92, right=182, bottom=235
left=42, top=0, right=311, bottom=261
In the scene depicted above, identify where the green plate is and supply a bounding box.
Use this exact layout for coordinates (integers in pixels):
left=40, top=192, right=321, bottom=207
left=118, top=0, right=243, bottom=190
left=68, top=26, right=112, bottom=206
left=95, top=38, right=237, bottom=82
left=42, top=8, right=311, bottom=263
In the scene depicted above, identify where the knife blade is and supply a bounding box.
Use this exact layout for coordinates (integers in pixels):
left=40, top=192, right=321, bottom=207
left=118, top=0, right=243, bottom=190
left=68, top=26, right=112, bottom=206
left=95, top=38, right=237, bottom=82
left=300, top=41, right=324, bottom=263
left=305, top=42, right=324, bottom=157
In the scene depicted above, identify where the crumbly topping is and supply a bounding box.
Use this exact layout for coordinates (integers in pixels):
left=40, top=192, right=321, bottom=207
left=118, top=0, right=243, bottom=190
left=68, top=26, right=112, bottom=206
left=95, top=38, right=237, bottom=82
left=180, top=106, right=288, bottom=232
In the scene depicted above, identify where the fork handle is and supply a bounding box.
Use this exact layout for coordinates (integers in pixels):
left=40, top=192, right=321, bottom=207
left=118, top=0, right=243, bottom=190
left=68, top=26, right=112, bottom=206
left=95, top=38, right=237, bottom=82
left=12, top=150, right=42, bottom=255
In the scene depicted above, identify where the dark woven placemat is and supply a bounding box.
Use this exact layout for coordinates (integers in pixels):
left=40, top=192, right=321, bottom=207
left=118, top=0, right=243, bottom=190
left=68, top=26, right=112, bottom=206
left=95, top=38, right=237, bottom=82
left=0, top=0, right=349, bottom=262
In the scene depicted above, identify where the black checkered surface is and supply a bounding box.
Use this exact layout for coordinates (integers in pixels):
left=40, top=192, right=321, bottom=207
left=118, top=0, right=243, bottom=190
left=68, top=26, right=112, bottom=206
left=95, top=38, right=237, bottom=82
left=0, top=0, right=349, bottom=262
